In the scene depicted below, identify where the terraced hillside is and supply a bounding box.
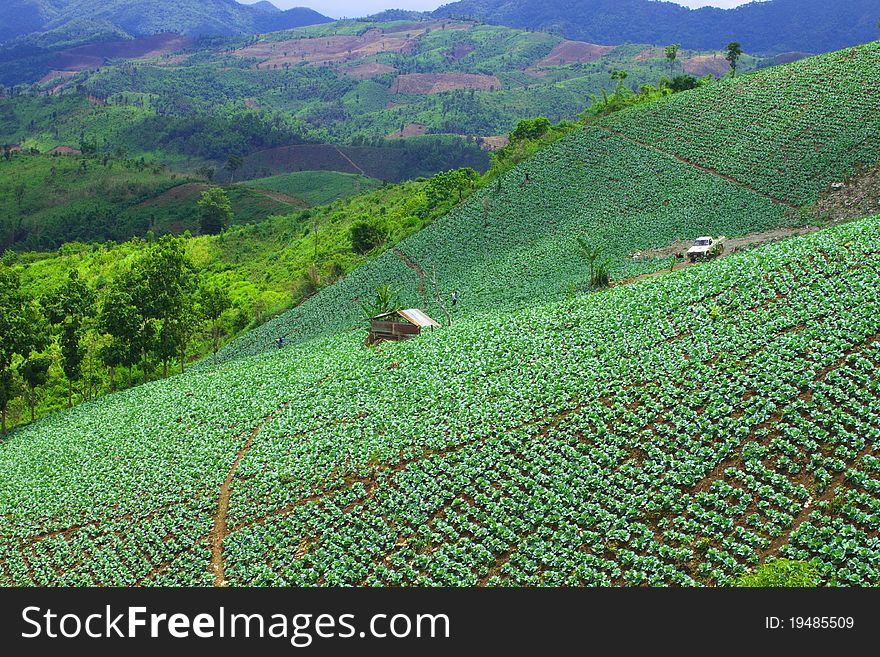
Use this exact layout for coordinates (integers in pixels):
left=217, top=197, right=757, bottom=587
left=2, top=214, right=879, bottom=586
left=214, top=42, right=880, bottom=364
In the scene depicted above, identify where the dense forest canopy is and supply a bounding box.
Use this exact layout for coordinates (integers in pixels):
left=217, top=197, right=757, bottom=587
left=433, top=0, right=880, bottom=53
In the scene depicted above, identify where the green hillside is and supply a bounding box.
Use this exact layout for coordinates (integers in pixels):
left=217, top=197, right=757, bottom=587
left=1, top=19, right=761, bottom=146
left=240, top=171, right=382, bottom=206
left=0, top=0, right=331, bottom=45
left=215, top=42, right=880, bottom=364
left=0, top=153, right=304, bottom=250
left=2, top=43, right=880, bottom=588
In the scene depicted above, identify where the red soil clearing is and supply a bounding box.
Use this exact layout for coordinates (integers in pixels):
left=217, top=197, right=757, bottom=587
left=634, top=48, right=732, bottom=77
left=391, top=73, right=502, bottom=94
left=235, top=29, right=414, bottom=69
left=535, top=40, right=615, bottom=67
left=478, top=135, right=510, bottom=151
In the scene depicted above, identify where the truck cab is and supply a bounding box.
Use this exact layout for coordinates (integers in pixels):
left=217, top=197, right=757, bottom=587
left=687, top=236, right=725, bottom=263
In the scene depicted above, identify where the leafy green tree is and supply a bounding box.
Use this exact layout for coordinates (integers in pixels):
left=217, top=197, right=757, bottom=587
left=666, top=75, right=699, bottom=92
left=576, top=237, right=613, bottom=289
left=726, top=42, right=743, bottom=76
left=664, top=44, right=680, bottom=74
left=360, top=284, right=401, bottom=320
left=133, top=236, right=199, bottom=378
left=350, top=221, right=385, bottom=254
left=0, top=265, right=44, bottom=434
left=98, top=278, right=142, bottom=389
left=225, top=154, right=244, bottom=183
left=197, top=187, right=233, bottom=235
left=201, top=285, right=232, bottom=364
left=736, top=560, right=821, bottom=587
left=20, top=353, right=52, bottom=423
left=43, top=270, right=94, bottom=408
left=425, top=168, right=479, bottom=207
left=510, top=117, right=551, bottom=143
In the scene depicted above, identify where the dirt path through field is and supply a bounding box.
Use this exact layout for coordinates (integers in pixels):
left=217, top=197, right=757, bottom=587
left=614, top=225, right=820, bottom=287
left=333, top=146, right=367, bottom=176
left=209, top=406, right=290, bottom=586
left=599, top=126, right=797, bottom=209
left=248, top=188, right=307, bottom=207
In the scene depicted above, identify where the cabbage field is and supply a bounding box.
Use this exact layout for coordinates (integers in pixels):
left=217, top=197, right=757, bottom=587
left=3, top=43, right=880, bottom=588
left=601, top=41, right=880, bottom=206
left=2, top=213, right=880, bottom=586
left=210, top=42, right=880, bottom=366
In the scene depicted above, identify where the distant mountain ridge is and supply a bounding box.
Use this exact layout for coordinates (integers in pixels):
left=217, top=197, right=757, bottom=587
left=0, top=0, right=332, bottom=45
left=432, top=0, right=880, bottom=54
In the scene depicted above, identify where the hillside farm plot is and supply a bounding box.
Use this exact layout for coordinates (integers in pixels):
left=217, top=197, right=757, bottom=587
left=3, top=215, right=880, bottom=586
left=216, top=125, right=795, bottom=363
left=234, top=27, right=424, bottom=69
left=391, top=73, right=503, bottom=94
left=534, top=40, right=616, bottom=67
left=601, top=41, right=880, bottom=206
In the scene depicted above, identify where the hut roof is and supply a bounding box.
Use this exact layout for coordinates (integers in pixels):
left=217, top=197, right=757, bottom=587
left=373, top=308, right=440, bottom=328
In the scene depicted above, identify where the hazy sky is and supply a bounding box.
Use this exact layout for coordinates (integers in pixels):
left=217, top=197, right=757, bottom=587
left=239, top=0, right=761, bottom=20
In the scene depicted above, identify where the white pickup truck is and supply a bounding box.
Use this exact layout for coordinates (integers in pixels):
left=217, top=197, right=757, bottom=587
left=687, top=236, right=725, bottom=263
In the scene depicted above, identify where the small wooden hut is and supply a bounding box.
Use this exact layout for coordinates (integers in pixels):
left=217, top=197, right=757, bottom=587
left=367, top=309, right=440, bottom=345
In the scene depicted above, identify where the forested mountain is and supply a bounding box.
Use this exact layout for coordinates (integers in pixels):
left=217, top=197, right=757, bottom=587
left=0, top=0, right=331, bottom=45
left=433, top=0, right=880, bottom=54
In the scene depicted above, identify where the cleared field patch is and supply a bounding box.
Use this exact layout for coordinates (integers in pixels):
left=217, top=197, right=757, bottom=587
left=240, top=170, right=380, bottom=206
left=50, top=34, right=194, bottom=72
left=387, top=123, right=428, bottom=139
left=391, top=73, right=503, bottom=94
left=235, top=29, right=417, bottom=69
left=634, top=47, right=733, bottom=77
left=534, top=40, right=615, bottom=67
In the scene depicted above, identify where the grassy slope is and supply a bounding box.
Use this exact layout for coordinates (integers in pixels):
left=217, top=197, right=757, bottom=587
left=240, top=171, right=382, bottom=207
left=0, top=153, right=303, bottom=250
left=10, top=178, right=447, bottom=333
left=2, top=45, right=880, bottom=587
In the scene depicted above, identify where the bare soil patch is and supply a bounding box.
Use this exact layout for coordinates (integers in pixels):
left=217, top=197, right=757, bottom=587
left=816, top=165, right=880, bottom=222
left=535, top=40, right=615, bottom=67
left=235, top=28, right=417, bottom=69
left=478, top=135, right=510, bottom=151
left=136, top=183, right=209, bottom=208
left=51, top=34, right=193, bottom=72
left=634, top=48, right=731, bottom=77
left=391, top=73, right=502, bottom=94
left=387, top=123, right=428, bottom=139
left=681, top=54, right=731, bottom=77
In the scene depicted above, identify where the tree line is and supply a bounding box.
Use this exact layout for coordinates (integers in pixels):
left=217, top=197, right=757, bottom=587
left=0, top=235, right=232, bottom=435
